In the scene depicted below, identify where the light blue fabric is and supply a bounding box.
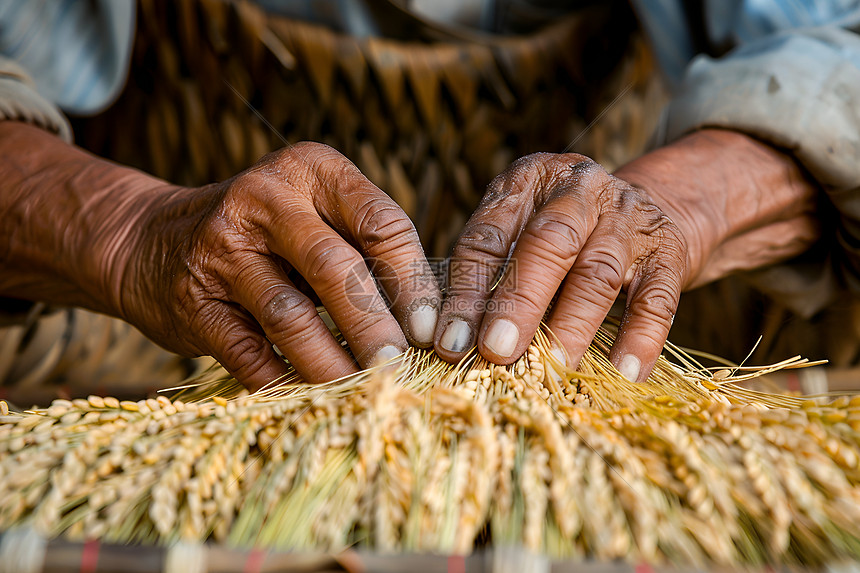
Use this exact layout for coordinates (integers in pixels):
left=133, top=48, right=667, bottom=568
left=630, top=0, right=860, bottom=88
left=254, top=0, right=380, bottom=37
left=0, top=0, right=135, bottom=115
left=0, top=55, right=71, bottom=140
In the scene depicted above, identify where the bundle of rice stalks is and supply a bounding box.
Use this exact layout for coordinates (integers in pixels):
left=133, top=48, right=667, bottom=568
left=0, top=325, right=858, bottom=568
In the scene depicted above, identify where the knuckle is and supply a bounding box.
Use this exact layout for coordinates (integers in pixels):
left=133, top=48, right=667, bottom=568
left=613, top=186, right=664, bottom=227
left=272, top=317, right=323, bottom=354
left=487, top=152, right=597, bottom=203
left=494, top=287, right=545, bottom=321
left=551, top=311, right=598, bottom=349
left=203, top=189, right=277, bottom=254
left=558, top=156, right=605, bottom=188
left=220, top=333, right=271, bottom=374
left=259, top=288, right=315, bottom=329
left=596, top=177, right=641, bottom=212
left=291, top=141, right=334, bottom=155
left=636, top=203, right=672, bottom=235
left=484, top=173, right=517, bottom=203
left=485, top=152, right=552, bottom=201
left=563, top=155, right=602, bottom=179
left=175, top=265, right=226, bottom=312
left=300, top=142, right=358, bottom=178
left=517, top=151, right=557, bottom=165
left=658, top=217, right=687, bottom=249
left=526, top=214, right=583, bottom=266
left=508, top=152, right=556, bottom=174
left=348, top=312, right=386, bottom=339
left=628, top=279, right=679, bottom=327
left=339, top=313, right=395, bottom=356
left=198, top=209, right=240, bottom=249
left=454, top=221, right=511, bottom=260
left=646, top=215, right=689, bottom=267
left=254, top=142, right=347, bottom=190
left=612, top=187, right=688, bottom=259
left=575, top=251, right=626, bottom=296
left=283, top=141, right=339, bottom=167
left=542, top=155, right=614, bottom=207
left=221, top=183, right=270, bottom=222
left=304, top=236, right=360, bottom=279
left=251, top=146, right=304, bottom=174
left=354, top=198, right=416, bottom=248
left=610, top=187, right=640, bottom=212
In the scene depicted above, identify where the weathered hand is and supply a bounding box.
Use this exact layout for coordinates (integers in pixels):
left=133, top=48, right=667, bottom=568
left=434, top=129, right=818, bottom=382
left=115, top=143, right=440, bottom=389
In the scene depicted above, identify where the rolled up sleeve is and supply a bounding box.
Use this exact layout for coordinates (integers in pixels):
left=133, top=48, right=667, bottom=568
left=0, top=56, right=71, bottom=142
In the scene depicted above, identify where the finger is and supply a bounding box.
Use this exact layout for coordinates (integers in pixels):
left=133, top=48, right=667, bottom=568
left=608, top=241, right=685, bottom=383
left=296, top=143, right=442, bottom=347
left=199, top=305, right=292, bottom=392
left=546, top=214, right=638, bottom=368
left=269, top=210, right=409, bottom=369
left=229, top=255, right=359, bottom=383
left=433, top=155, right=554, bottom=362
left=475, top=191, right=601, bottom=364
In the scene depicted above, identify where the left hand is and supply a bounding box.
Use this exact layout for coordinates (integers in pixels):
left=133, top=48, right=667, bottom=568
left=433, top=129, right=819, bottom=382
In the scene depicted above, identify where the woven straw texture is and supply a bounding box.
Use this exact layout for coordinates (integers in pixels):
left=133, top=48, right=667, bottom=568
left=75, top=0, right=665, bottom=257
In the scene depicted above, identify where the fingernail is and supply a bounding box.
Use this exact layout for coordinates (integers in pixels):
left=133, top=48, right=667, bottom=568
left=548, top=345, right=568, bottom=383
left=440, top=319, right=471, bottom=353
left=484, top=319, right=519, bottom=358
left=550, top=345, right=569, bottom=368
left=618, top=354, right=641, bottom=382
left=372, top=345, right=403, bottom=367
left=408, top=304, right=438, bottom=346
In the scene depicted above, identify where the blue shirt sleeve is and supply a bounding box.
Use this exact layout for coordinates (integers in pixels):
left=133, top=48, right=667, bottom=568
left=0, top=0, right=135, bottom=115
left=631, top=0, right=860, bottom=89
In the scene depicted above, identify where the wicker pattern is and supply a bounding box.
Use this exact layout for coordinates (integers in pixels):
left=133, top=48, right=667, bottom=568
left=75, top=0, right=665, bottom=256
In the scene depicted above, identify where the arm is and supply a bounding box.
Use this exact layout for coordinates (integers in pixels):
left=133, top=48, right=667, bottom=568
left=433, top=128, right=818, bottom=382
left=0, top=121, right=157, bottom=313
left=0, top=121, right=441, bottom=389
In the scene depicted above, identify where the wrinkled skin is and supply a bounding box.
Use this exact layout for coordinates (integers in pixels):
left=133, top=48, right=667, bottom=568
left=434, top=129, right=819, bottom=381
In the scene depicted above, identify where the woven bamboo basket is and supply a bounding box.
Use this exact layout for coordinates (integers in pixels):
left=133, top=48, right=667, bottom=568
left=74, top=0, right=665, bottom=256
